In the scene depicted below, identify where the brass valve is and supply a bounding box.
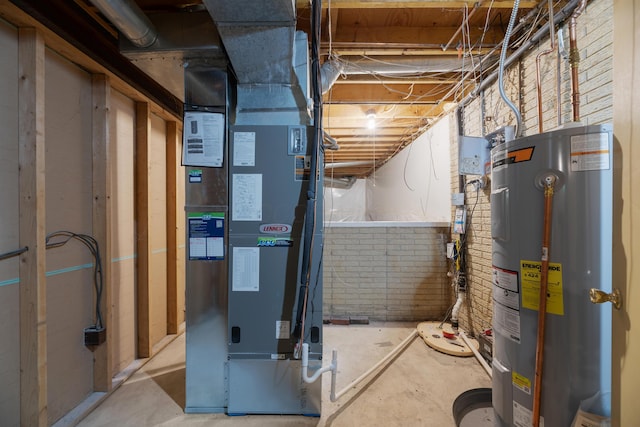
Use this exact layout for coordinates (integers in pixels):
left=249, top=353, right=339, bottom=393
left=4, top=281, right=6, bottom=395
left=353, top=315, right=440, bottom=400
left=589, top=288, right=622, bottom=310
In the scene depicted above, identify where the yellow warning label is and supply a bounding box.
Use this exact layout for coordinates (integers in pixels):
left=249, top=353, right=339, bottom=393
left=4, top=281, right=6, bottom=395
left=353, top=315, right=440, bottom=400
left=512, top=371, right=531, bottom=395
left=520, top=260, right=564, bottom=315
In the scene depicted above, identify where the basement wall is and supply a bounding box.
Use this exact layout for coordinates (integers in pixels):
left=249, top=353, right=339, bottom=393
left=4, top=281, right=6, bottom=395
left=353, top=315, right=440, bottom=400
left=323, top=113, right=452, bottom=321
left=450, top=0, right=613, bottom=335
left=323, top=223, right=450, bottom=321
left=0, top=13, right=185, bottom=425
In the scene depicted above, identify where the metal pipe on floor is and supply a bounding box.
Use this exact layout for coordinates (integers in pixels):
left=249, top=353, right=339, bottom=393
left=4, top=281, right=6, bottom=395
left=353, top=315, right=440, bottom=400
left=330, top=329, right=418, bottom=402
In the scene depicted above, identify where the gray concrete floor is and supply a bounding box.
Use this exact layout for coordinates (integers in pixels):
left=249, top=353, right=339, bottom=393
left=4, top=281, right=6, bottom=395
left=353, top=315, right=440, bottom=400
left=77, top=323, right=490, bottom=427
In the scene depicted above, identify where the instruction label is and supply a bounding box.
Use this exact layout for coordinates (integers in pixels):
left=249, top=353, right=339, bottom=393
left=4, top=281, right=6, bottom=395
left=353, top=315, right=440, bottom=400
left=513, top=401, right=544, bottom=427
left=492, top=266, right=521, bottom=343
left=232, top=174, right=262, bottom=221
left=232, top=247, right=260, bottom=292
left=512, top=371, right=531, bottom=395
left=570, top=132, right=610, bottom=171
left=233, top=132, right=256, bottom=166
left=182, top=112, right=224, bottom=167
left=520, top=261, right=564, bottom=315
left=295, top=155, right=311, bottom=181
left=188, top=212, right=224, bottom=260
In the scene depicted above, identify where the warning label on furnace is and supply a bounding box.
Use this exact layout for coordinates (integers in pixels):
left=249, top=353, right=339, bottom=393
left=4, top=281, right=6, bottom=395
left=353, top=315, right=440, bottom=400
left=520, top=260, right=564, bottom=315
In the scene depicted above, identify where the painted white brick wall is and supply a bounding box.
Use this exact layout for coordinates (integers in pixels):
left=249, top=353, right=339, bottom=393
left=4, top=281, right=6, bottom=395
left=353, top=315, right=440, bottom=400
left=323, top=225, right=450, bottom=321
left=450, top=0, right=613, bottom=335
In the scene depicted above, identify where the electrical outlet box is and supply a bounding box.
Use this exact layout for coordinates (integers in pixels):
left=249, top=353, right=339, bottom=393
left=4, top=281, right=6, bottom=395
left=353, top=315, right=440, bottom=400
left=84, top=326, right=106, bottom=346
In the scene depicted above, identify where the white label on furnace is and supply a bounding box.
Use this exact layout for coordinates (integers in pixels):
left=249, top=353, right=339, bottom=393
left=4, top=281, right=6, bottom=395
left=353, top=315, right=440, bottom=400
left=232, top=247, right=259, bottom=292
left=233, top=132, right=256, bottom=166
left=276, top=320, right=290, bottom=340
left=232, top=174, right=262, bottom=221
left=513, top=401, right=544, bottom=427
left=570, top=132, right=610, bottom=171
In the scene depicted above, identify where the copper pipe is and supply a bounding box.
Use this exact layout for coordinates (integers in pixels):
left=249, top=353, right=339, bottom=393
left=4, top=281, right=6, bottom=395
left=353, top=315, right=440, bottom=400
left=569, top=0, right=588, bottom=122
left=532, top=175, right=557, bottom=427
left=535, top=0, right=556, bottom=133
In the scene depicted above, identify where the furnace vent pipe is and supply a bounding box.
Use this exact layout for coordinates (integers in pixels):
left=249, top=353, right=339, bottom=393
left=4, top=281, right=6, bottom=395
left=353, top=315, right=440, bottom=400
left=89, top=0, right=157, bottom=48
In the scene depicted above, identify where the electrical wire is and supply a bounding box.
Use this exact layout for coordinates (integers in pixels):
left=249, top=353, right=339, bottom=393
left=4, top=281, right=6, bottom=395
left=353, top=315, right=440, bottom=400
left=45, top=231, right=104, bottom=330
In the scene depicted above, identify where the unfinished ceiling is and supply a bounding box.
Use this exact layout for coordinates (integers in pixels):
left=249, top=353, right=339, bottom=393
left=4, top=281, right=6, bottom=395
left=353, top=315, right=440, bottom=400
left=74, top=0, right=555, bottom=178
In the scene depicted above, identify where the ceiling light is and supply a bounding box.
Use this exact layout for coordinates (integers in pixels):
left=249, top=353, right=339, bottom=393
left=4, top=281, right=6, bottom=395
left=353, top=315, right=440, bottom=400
left=366, top=110, right=376, bottom=129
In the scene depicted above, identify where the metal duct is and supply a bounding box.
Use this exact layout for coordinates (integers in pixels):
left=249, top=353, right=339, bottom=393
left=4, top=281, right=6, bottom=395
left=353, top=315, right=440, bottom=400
left=89, top=0, right=157, bottom=48
left=202, top=0, right=296, bottom=85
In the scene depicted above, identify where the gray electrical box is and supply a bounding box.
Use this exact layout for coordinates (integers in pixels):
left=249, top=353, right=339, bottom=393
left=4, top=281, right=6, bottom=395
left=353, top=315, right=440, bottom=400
left=458, top=135, right=491, bottom=175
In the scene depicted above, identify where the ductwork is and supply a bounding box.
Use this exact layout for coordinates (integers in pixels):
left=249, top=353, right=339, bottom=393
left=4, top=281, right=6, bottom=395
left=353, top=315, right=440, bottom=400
left=88, top=0, right=157, bottom=48
left=202, top=0, right=310, bottom=125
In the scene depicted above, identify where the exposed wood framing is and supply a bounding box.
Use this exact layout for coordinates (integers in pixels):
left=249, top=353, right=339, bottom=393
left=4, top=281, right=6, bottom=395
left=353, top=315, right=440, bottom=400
left=166, top=121, right=179, bottom=335
left=18, top=27, right=47, bottom=427
left=91, top=74, right=112, bottom=392
left=135, top=102, right=151, bottom=358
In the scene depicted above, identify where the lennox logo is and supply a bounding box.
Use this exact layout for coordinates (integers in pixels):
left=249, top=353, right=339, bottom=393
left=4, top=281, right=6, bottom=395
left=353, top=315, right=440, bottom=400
left=259, top=224, right=292, bottom=234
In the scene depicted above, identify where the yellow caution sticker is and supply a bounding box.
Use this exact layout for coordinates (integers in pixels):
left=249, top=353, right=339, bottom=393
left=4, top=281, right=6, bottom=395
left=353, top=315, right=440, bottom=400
left=520, top=260, right=564, bottom=315
left=512, top=371, right=531, bottom=395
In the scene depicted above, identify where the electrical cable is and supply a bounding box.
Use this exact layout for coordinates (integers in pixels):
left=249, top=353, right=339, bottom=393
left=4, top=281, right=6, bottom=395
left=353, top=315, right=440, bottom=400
left=294, top=0, right=322, bottom=355
left=498, top=0, right=524, bottom=137
left=45, top=231, right=104, bottom=330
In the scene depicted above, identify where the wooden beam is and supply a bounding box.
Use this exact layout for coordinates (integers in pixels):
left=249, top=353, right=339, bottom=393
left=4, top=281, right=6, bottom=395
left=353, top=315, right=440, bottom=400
left=91, top=74, right=112, bottom=392
left=18, top=27, right=47, bottom=427
left=324, top=103, right=447, bottom=118
left=332, top=26, right=499, bottom=46
left=166, top=121, right=179, bottom=335
left=135, top=102, right=151, bottom=358
left=332, top=74, right=460, bottom=84
left=324, top=83, right=454, bottom=104
left=298, top=0, right=537, bottom=9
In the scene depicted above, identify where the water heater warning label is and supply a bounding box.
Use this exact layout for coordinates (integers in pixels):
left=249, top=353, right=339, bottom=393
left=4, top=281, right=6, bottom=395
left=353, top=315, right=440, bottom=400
left=570, top=132, right=610, bottom=171
left=520, top=261, right=564, bottom=315
left=493, top=266, right=521, bottom=343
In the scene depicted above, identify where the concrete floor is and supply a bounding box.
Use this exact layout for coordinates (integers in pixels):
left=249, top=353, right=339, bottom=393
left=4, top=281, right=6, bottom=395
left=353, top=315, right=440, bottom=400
left=77, top=323, right=490, bottom=427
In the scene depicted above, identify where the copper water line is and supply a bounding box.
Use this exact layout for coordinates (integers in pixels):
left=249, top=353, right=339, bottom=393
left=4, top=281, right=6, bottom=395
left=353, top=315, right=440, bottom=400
left=532, top=175, right=557, bottom=427
left=535, top=0, right=556, bottom=133
left=569, top=0, right=588, bottom=122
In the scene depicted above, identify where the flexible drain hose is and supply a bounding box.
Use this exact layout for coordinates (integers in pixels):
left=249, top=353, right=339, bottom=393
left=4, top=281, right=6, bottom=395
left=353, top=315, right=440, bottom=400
left=498, top=0, right=523, bottom=137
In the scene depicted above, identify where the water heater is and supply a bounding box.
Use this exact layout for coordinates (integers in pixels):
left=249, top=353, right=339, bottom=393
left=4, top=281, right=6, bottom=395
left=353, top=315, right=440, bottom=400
left=490, top=124, right=612, bottom=426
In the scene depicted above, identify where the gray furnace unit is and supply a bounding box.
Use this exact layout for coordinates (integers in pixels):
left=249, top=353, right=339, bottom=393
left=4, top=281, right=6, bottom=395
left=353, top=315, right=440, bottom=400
left=183, top=69, right=323, bottom=415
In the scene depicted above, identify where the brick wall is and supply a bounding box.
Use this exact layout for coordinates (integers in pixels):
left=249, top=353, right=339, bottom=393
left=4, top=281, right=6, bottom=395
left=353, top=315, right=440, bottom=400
left=450, top=0, right=613, bottom=335
left=323, top=223, right=450, bottom=321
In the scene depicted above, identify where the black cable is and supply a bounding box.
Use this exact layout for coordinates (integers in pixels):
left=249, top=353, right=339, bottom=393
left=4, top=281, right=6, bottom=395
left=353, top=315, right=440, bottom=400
left=293, top=0, right=323, bottom=342
left=46, top=231, right=104, bottom=330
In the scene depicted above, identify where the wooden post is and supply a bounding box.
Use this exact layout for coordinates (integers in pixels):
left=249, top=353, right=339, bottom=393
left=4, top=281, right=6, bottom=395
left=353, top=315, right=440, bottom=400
left=91, top=74, right=112, bottom=391
left=166, top=121, right=179, bottom=334
left=18, top=27, right=47, bottom=427
left=135, top=102, right=151, bottom=358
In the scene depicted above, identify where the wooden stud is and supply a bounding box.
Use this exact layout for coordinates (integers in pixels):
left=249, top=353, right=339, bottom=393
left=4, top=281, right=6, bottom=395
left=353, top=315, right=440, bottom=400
left=135, top=102, right=151, bottom=358
left=166, top=121, right=179, bottom=335
left=18, top=27, right=47, bottom=427
left=91, top=74, right=112, bottom=392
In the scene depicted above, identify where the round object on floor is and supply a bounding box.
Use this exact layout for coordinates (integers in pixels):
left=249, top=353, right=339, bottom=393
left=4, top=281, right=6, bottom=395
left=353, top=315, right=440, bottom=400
left=452, top=388, right=494, bottom=427
left=417, top=321, right=477, bottom=357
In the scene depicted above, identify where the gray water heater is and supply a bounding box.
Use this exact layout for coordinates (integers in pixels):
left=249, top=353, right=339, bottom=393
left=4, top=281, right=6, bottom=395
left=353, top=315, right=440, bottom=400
left=490, top=124, right=612, bottom=426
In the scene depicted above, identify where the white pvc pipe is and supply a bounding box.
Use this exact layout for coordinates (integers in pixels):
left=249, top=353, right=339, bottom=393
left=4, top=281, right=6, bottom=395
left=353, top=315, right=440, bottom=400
left=330, top=330, right=418, bottom=402
left=302, top=343, right=338, bottom=384
left=450, top=292, right=465, bottom=326
left=459, top=331, right=492, bottom=378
